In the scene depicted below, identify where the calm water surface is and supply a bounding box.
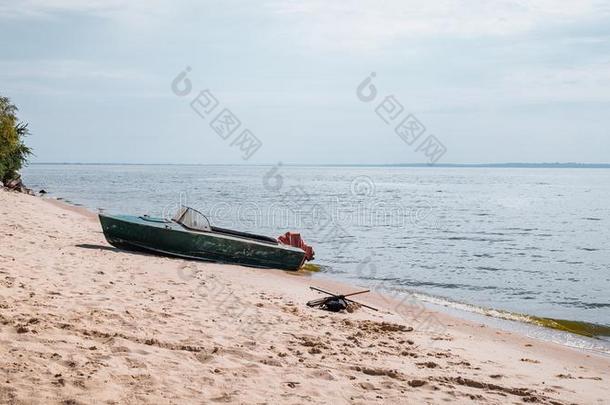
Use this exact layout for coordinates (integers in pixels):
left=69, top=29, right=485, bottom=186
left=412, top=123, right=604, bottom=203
left=23, top=165, right=610, bottom=332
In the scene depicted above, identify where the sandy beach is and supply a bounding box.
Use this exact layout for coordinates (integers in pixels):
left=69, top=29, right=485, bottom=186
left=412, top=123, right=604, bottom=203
left=0, top=189, right=608, bottom=404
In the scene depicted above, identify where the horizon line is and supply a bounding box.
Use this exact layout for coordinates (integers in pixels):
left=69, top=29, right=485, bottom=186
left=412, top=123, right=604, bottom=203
left=27, top=162, right=610, bottom=168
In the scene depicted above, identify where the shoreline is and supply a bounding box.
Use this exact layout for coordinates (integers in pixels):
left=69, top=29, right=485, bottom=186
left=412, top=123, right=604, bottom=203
left=48, top=192, right=610, bottom=354
left=1, top=189, right=609, bottom=403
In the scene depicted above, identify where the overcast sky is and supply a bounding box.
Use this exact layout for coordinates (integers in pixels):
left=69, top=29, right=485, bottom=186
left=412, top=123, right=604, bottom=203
left=1, top=0, right=609, bottom=164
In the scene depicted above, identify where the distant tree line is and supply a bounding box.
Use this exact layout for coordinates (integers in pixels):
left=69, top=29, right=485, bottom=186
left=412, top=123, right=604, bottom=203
left=0, top=95, right=32, bottom=185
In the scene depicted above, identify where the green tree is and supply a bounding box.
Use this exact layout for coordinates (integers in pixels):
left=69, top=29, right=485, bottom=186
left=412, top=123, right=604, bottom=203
left=0, top=96, right=32, bottom=184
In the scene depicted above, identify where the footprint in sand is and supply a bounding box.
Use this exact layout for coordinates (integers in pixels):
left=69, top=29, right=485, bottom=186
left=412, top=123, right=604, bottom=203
left=308, top=369, right=335, bottom=380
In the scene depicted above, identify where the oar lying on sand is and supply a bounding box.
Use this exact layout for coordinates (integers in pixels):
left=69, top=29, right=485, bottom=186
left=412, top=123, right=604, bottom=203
left=307, top=286, right=379, bottom=312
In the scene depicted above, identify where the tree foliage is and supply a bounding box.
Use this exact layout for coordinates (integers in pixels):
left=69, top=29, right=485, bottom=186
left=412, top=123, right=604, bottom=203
left=0, top=96, right=32, bottom=184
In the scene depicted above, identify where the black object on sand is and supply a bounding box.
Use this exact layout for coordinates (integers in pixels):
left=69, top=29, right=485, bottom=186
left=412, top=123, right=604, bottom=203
left=306, top=286, right=378, bottom=312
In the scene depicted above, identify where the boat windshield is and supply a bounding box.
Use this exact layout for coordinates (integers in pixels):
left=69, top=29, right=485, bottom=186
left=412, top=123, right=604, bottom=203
left=172, top=206, right=211, bottom=232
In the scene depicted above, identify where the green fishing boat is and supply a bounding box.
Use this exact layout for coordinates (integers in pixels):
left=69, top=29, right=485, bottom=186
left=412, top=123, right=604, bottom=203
left=99, top=207, right=310, bottom=271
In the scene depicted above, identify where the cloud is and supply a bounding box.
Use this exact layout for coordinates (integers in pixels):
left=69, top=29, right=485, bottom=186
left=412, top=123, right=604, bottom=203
left=4, top=1, right=608, bottom=51
left=0, top=0, right=173, bottom=27
left=0, top=0, right=123, bottom=18
left=265, top=0, right=609, bottom=50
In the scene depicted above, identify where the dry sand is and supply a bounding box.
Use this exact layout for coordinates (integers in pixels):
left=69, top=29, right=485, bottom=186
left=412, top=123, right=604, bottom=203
left=0, top=189, right=608, bottom=404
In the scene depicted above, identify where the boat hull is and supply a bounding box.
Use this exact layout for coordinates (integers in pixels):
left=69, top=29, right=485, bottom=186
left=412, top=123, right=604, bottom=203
left=99, top=214, right=306, bottom=271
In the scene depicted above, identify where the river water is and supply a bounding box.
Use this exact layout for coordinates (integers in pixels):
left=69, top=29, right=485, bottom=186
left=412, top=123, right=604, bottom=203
left=23, top=164, right=610, bottom=350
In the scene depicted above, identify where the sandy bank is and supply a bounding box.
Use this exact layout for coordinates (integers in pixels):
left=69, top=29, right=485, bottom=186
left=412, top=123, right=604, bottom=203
left=0, top=189, right=608, bottom=404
